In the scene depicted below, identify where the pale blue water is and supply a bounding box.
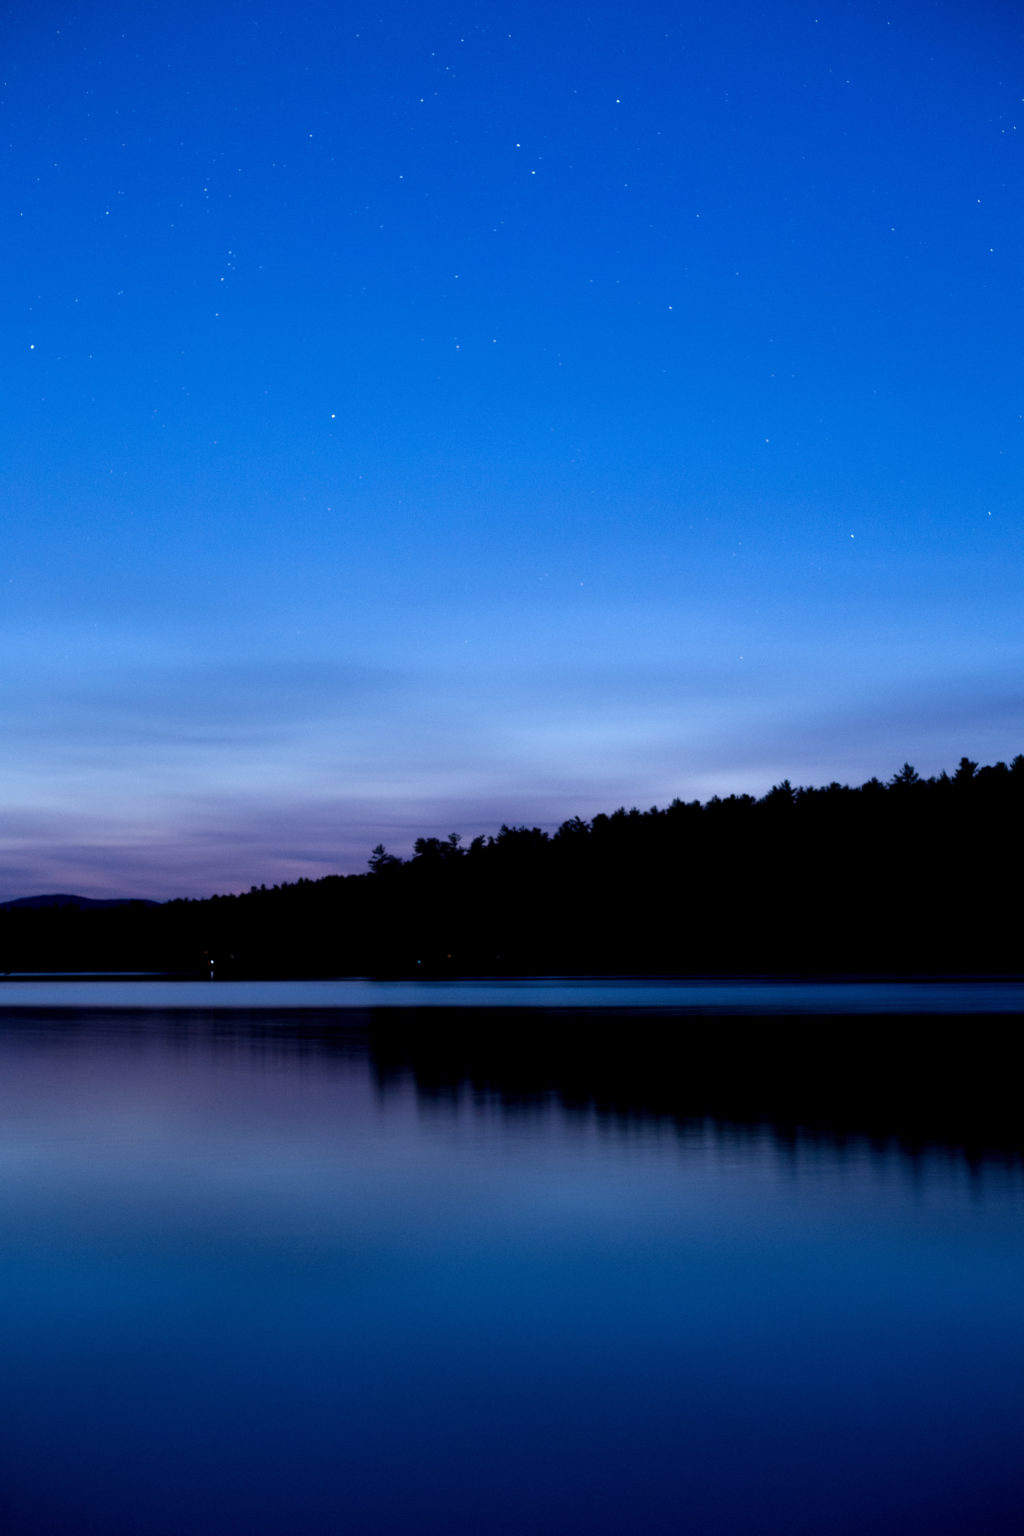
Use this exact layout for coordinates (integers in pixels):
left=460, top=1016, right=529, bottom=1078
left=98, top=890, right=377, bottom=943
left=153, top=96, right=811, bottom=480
left=0, top=988, right=1021, bottom=1534
left=3, top=973, right=1024, bottom=1011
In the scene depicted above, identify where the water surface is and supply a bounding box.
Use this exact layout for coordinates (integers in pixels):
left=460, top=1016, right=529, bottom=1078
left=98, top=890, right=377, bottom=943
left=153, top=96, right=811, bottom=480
left=0, top=997, right=1021, bottom=1534
left=3, top=972, right=1024, bottom=1011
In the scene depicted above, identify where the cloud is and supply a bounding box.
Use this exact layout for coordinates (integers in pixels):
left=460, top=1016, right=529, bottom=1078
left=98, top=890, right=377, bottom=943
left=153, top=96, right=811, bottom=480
left=2, top=657, right=401, bottom=752
left=693, top=671, right=1024, bottom=790
left=3, top=642, right=1022, bottom=901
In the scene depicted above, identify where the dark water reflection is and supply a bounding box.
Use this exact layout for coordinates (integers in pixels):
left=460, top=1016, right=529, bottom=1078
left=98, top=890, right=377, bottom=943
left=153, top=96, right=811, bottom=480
left=0, top=1005, right=1022, bottom=1534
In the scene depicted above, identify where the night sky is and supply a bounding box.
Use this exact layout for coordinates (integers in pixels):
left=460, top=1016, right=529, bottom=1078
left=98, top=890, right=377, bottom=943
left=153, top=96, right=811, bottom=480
left=4, top=0, right=1022, bottom=899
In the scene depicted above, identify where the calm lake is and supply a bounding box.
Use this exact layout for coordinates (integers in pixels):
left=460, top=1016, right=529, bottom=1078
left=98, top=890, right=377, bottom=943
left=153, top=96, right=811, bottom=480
left=1, top=977, right=1022, bottom=1534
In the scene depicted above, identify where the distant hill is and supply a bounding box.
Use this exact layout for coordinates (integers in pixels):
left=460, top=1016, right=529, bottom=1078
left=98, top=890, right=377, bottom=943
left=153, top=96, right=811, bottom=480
left=0, top=894, right=161, bottom=911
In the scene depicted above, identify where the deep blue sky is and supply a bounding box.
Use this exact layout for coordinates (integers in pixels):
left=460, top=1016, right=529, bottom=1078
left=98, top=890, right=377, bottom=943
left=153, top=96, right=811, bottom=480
left=4, top=0, right=1022, bottom=897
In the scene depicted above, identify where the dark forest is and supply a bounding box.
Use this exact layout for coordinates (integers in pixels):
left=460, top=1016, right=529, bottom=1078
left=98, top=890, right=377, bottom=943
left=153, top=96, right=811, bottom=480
left=3, top=756, right=1022, bottom=976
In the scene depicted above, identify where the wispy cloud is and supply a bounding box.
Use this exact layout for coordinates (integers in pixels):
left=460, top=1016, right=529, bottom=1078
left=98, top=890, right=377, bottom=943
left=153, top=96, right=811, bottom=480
left=3, top=640, right=1021, bottom=900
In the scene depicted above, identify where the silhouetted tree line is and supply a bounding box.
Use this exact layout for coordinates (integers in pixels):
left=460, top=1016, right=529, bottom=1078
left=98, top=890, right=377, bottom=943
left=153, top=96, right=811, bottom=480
left=2, top=754, right=1022, bottom=975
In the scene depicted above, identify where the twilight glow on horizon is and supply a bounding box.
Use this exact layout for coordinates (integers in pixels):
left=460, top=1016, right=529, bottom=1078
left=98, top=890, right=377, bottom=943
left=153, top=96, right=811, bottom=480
left=3, top=0, right=1022, bottom=900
